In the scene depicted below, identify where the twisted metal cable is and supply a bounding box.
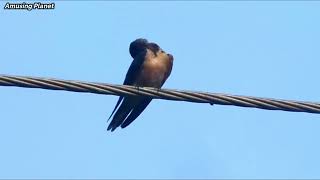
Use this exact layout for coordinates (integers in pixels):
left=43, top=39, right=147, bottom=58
left=0, top=74, right=319, bottom=114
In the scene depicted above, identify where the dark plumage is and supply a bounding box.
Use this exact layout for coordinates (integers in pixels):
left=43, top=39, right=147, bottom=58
left=107, top=38, right=174, bottom=131
left=129, top=38, right=148, bottom=58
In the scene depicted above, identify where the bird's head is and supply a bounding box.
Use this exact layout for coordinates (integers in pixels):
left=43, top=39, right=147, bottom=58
left=129, top=38, right=174, bottom=61
left=147, top=42, right=174, bottom=61
left=129, top=38, right=148, bottom=58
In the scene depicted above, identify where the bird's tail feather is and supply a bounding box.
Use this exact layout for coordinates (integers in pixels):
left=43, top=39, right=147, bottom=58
left=107, top=96, right=123, bottom=122
left=107, top=99, right=133, bottom=132
left=120, top=98, right=152, bottom=129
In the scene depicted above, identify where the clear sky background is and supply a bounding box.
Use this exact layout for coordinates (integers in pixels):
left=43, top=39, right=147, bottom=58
left=1, top=1, right=320, bottom=179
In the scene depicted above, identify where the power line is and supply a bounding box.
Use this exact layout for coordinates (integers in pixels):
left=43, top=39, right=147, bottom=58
left=0, top=74, right=319, bottom=114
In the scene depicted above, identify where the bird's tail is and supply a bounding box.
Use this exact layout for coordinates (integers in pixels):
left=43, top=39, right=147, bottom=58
left=120, top=98, right=152, bottom=129
left=107, top=98, right=133, bottom=132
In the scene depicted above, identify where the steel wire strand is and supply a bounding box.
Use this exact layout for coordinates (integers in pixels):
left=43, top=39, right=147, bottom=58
left=0, top=74, right=319, bottom=114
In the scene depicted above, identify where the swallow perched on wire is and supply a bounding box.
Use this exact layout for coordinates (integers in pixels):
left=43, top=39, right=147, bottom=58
left=107, top=38, right=174, bottom=131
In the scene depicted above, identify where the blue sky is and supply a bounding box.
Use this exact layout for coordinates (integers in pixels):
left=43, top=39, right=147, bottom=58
left=1, top=1, right=320, bottom=179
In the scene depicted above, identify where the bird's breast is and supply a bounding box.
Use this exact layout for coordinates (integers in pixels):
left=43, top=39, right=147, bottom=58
left=135, top=55, right=171, bottom=88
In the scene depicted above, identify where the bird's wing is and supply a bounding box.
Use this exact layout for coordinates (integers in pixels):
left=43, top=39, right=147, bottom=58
left=107, top=51, right=147, bottom=122
left=123, top=51, right=146, bottom=85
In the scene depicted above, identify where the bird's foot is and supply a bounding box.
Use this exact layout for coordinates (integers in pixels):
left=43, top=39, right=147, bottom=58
left=135, top=85, right=140, bottom=94
left=156, top=87, right=161, bottom=94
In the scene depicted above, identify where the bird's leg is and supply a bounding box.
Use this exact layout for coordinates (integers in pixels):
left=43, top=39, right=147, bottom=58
left=134, top=85, right=140, bottom=94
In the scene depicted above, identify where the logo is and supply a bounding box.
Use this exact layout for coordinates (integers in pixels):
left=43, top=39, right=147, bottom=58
left=4, top=2, right=55, bottom=11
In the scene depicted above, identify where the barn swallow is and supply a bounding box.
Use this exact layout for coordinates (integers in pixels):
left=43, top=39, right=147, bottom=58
left=107, top=38, right=174, bottom=131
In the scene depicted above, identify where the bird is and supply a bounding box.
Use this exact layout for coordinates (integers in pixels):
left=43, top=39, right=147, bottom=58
left=107, top=38, right=174, bottom=131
